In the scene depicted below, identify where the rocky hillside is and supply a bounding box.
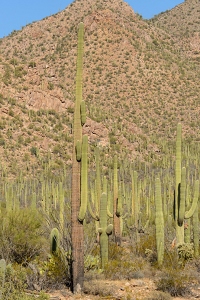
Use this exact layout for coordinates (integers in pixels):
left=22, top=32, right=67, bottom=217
left=151, top=0, right=200, bottom=61
left=0, top=0, right=199, bottom=176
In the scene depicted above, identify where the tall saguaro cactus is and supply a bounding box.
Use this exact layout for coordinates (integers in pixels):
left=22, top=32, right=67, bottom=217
left=71, top=22, right=86, bottom=293
left=155, top=178, right=164, bottom=266
left=174, top=123, right=199, bottom=246
left=175, top=123, right=183, bottom=245
left=113, top=155, right=121, bottom=245
left=98, top=193, right=113, bottom=268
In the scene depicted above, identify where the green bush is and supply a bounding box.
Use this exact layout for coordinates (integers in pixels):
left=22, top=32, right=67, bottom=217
left=28, top=62, right=36, bottom=68
left=177, top=243, right=194, bottom=263
left=0, top=263, right=49, bottom=300
left=0, top=208, right=48, bottom=264
left=30, top=146, right=39, bottom=157
left=84, top=254, right=100, bottom=271
left=34, top=250, right=70, bottom=288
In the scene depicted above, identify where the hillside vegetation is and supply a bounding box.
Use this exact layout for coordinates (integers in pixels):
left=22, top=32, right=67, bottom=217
left=151, top=0, right=200, bottom=62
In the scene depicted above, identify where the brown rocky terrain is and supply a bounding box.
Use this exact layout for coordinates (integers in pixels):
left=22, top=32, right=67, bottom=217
left=151, top=0, right=200, bottom=61
left=26, top=277, right=200, bottom=300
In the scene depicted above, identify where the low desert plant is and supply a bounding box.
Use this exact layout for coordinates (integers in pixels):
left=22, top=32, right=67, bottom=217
left=0, top=263, right=49, bottom=300
left=177, top=243, right=194, bottom=263
left=0, top=208, right=48, bottom=265
left=156, top=268, right=191, bottom=297
left=84, top=280, right=116, bottom=297
left=145, top=291, right=172, bottom=300
left=32, top=250, right=70, bottom=289
left=103, top=243, right=148, bottom=280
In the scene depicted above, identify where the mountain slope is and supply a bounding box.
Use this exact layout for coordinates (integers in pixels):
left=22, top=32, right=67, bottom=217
left=151, top=0, right=200, bottom=61
left=0, top=0, right=199, bottom=175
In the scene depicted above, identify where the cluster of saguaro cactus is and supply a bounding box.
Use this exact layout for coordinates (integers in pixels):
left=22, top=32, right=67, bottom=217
left=0, top=20, right=199, bottom=289
left=0, top=119, right=199, bottom=286
left=174, top=123, right=199, bottom=246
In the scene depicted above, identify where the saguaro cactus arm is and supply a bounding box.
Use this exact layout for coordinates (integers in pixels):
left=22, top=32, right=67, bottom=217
left=185, top=180, right=199, bottom=219
left=178, top=167, right=186, bottom=226
left=80, top=101, right=86, bottom=126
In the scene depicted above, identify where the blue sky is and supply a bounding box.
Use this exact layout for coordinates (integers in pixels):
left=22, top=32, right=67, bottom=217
left=0, top=0, right=184, bottom=38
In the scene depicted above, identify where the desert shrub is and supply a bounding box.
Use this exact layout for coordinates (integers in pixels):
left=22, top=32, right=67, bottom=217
left=108, top=242, right=126, bottom=260
left=145, top=291, right=172, bottom=300
left=177, top=243, right=194, bottom=263
left=27, top=249, right=70, bottom=289
left=188, top=257, right=200, bottom=275
left=103, top=243, right=148, bottom=280
left=0, top=208, right=48, bottom=264
left=104, top=258, right=146, bottom=280
left=30, top=146, right=39, bottom=157
left=84, top=280, right=116, bottom=297
left=162, top=245, right=192, bottom=270
left=138, top=231, right=156, bottom=255
left=155, top=245, right=194, bottom=296
left=156, top=268, right=191, bottom=297
left=84, top=254, right=100, bottom=271
left=28, top=61, right=36, bottom=68
left=0, top=263, right=49, bottom=300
